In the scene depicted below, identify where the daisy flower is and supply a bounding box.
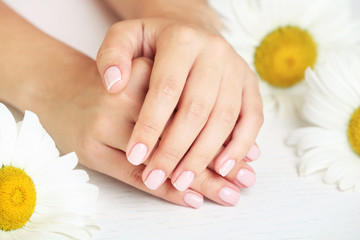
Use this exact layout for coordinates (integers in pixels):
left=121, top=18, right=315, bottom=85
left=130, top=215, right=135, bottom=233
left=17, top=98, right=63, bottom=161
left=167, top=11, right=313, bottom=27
left=287, top=52, right=360, bottom=191
left=209, top=0, right=360, bottom=116
left=0, top=104, right=99, bottom=239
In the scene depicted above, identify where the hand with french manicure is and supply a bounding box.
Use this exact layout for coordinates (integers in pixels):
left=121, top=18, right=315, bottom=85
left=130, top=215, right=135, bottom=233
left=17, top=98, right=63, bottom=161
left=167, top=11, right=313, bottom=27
left=96, top=19, right=263, bottom=192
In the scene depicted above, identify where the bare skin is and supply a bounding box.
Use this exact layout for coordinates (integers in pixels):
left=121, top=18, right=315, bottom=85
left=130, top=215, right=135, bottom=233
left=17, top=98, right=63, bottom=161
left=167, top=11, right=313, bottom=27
left=0, top=1, right=263, bottom=208
left=97, top=1, right=263, bottom=191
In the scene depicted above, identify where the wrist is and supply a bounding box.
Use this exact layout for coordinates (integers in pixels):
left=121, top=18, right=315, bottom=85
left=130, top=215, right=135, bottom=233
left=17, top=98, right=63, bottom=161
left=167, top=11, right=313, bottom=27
left=146, top=0, right=220, bottom=32
left=0, top=40, right=96, bottom=114
left=0, top=3, right=97, bottom=114
left=107, top=0, right=221, bottom=34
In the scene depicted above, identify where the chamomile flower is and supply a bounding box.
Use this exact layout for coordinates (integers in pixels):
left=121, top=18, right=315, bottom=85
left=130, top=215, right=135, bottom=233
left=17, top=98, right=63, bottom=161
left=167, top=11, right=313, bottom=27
left=287, top=52, right=360, bottom=191
left=0, top=104, right=99, bottom=239
left=209, top=0, right=360, bottom=116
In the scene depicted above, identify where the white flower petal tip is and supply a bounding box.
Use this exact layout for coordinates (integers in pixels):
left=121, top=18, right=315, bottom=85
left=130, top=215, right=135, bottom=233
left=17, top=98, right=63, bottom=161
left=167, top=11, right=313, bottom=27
left=297, top=169, right=307, bottom=178
left=0, top=104, right=100, bottom=239
left=210, top=0, right=360, bottom=117
left=288, top=52, right=360, bottom=192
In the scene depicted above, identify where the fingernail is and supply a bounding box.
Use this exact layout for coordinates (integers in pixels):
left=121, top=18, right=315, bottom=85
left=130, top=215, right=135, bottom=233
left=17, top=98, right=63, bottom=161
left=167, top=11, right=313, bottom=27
left=184, top=192, right=203, bottom=209
left=219, top=159, right=235, bottom=177
left=174, top=171, right=195, bottom=191
left=218, top=187, right=240, bottom=205
left=246, top=144, right=260, bottom=161
left=104, top=66, right=121, bottom=91
left=145, top=169, right=166, bottom=190
left=128, top=143, right=147, bottom=165
left=236, top=168, right=256, bottom=188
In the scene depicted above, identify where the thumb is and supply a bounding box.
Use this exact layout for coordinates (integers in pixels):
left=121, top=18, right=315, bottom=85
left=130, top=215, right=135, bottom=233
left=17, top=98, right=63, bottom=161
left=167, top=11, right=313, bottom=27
left=96, top=20, right=144, bottom=93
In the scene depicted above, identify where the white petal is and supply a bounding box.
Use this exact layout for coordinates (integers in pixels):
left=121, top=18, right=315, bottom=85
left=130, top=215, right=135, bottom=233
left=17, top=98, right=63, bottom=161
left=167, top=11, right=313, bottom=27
left=11, top=228, right=72, bottom=240
left=302, top=69, right=352, bottom=129
left=287, top=127, right=347, bottom=155
left=0, top=103, right=18, bottom=166
left=213, top=0, right=360, bottom=116
left=25, top=133, right=60, bottom=176
left=11, top=111, right=47, bottom=168
left=31, top=152, right=78, bottom=185
left=36, top=170, right=90, bottom=190
left=298, top=146, right=342, bottom=176
left=324, top=157, right=360, bottom=190
left=35, top=184, right=98, bottom=216
left=338, top=170, right=360, bottom=191
left=25, top=222, right=91, bottom=240
left=30, top=212, right=87, bottom=227
left=0, top=230, right=11, bottom=240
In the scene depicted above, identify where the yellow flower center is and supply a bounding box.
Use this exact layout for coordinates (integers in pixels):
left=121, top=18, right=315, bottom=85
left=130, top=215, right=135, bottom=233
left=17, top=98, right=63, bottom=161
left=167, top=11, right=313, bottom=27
left=348, top=107, right=360, bottom=155
left=254, top=26, right=317, bottom=88
left=0, top=166, right=36, bottom=231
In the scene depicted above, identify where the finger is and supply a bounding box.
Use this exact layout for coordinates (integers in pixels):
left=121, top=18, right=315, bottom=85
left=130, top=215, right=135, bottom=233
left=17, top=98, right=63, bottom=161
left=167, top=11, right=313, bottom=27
left=170, top=65, right=242, bottom=191
left=145, top=145, right=243, bottom=206
left=88, top=145, right=204, bottom=209
left=139, top=144, right=247, bottom=206
left=207, top=146, right=257, bottom=189
left=126, top=26, right=200, bottom=167
left=244, top=143, right=261, bottom=162
left=147, top=137, right=257, bottom=190
left=142, top=53, right=222, bottom=191
left=214, top=71, right=264, bottom=174
left=190, top=167, right=241, bottom=206
left=101, top=58, right=152, bottom=150
left=225, top=160, right=256, bottom=189
left=96, top=20, right=144, bottom=93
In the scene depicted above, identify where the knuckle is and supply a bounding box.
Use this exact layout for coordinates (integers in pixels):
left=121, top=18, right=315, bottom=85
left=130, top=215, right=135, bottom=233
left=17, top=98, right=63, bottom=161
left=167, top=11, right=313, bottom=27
left=219, top=105, right=239, bottom=127
left=128, top=166, right=144, bottom=184
left=185, top=98, right=211, bottom=124
left=92, top=114, right=111, bottom=137
left=109, top=21, right=123, bottom=32
left=209, top=35, right=230, bottom=54
left=97, top=41, right=120, bottom=62
left=159, top=146, right=184, bottom=165
left=77, top=137, right=101, bottom=169
left=154, top=77, right=181, bottom=100
left=175, top=25, right=197, bottom=44
left=139, top=120, right=162, bottom=140
left=195, top=151, right=213, bottom=165
left=196, top=173, right=213, bottom=193
left=119, top=92, right=142, bottom=114
left=248, top=70, right=258, bottom=81
left=233, top=55, right=249, bottom=73
left=132, top=57, right=153, bottom=74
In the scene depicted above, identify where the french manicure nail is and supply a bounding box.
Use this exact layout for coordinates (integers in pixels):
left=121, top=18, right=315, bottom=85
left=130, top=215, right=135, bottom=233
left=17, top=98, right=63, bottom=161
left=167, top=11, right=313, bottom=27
left=104, top=66, right=122, bottom=91
left=174, top=171, right=195, bottom=191
left=128, top=143, right=147, bottom=165
left=246, top=144, right=260, bottom=161
left=145, top=169, right=166, bottom=190
left=236, top=168, right=256, bottom=188
left=184, top=192, right=203, bottom=209
left=219, top=159, right=236, bottom=177
left=218, top=187, right=240, bottom=205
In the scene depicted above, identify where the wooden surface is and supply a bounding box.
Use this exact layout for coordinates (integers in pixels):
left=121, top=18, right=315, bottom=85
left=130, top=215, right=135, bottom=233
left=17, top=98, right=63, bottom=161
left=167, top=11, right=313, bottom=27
left=3, top=1, right=360, bottom=239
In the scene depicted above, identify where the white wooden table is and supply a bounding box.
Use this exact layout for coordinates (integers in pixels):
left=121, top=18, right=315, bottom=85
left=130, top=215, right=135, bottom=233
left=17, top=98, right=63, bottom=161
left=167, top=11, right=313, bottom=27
left=4, top=1, right=360, bottom=239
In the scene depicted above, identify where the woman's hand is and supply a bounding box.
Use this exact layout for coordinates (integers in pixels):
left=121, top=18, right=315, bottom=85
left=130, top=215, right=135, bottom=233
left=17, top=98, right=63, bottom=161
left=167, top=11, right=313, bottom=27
left=0, top=2, right=254, bottom=207
left=69, top=57, right=253, bottom=207
left=65, top=57, right=258, bottom=207
left=52, top=56, right=259, bottom=208
left=0, top=2, right=259, bottom=208
left=96, top=18, right=264, bottom=192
